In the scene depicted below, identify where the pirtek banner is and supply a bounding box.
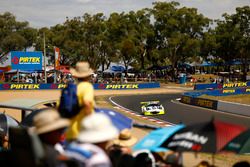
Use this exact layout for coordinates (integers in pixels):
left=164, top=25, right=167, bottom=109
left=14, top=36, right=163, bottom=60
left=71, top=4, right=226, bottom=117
left=194, top=82, right=250, bottom=90
left=93, top=82, right=160, bottom=89
left=11, top=51, right=43, bottom=70
left=0, top=84, right=67, bottom=90
left=0, top=82, right=160, bottom=90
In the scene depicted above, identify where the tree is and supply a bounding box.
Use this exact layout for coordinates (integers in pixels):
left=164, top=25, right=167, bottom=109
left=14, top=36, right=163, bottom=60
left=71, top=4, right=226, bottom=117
left=215, top=6, right=250, bottom=80
left=0, top=12, right=36, bottom=62
left=151, top=2, right=210, bottom=68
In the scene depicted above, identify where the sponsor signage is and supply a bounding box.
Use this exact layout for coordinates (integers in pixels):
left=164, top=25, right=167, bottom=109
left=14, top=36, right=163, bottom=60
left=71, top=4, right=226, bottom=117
left=93, top=82, right=160, bottom=90
left=0, top=84, right=67, bottom=90
left=54, top=47, right=61, bottom=70
left=195, top=82, right=250, bottom=90
left=194, top=83, right=219, bottom=90
left=181, top=95, right=218, bottom=110
left=167, top=132, right=208, bottom=151
left=0, top=82, right=160, bottom=90
left=181, top=96, right=192, bottom=104
left=223, top=82, right=247, bottom=88
left=193, top=98, right=218, bottom=109
left=11, top=51, right=43, bottom=70
left=222, top=89, right=236, bottom=94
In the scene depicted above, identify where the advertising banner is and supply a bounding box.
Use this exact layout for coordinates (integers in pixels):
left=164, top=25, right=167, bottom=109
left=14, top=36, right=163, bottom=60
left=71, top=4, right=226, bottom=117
left=11, top=51, right=43, bottom=70
left=193, top=98, right=218, bottom=109
left=0, top=82, right=160, bottom=90
left=181, top=95, right=218, bottom=110
left=93, top=82, right=160, bottom=90
left=0, top=83, right=67, bottom=90
left=194, top=82, right=250, bottom=90
left=54, top=47, right=60, bottom=70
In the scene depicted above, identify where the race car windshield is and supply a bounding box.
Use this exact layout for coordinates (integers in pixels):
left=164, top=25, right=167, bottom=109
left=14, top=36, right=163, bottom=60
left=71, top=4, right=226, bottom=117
left=147, top=104, right=159, bottom=107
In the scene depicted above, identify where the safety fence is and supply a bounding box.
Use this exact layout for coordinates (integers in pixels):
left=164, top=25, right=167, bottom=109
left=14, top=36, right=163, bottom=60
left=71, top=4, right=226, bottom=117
left=0, top=82, right=160, bottom=90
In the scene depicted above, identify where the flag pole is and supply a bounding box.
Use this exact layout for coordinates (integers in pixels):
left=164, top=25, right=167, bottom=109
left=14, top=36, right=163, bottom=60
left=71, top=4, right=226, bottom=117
left=54, top=46, right=57, bottom=83
left=43, top=32, right=47, bottom=83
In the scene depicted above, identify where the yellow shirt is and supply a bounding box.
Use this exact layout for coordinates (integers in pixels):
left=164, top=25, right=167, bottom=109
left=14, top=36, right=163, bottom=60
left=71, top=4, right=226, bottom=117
left=66, top=82, right=95, bottom=140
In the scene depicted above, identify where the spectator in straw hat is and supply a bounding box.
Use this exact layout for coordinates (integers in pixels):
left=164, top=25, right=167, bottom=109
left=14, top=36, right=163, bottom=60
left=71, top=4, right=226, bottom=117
left=66, top=61, right=95, bottom=141
left=33, top=108, right=70, bottom=167
left=112, top=128, right=137, bottom=148
left=107, top=129, right=137, bottom=167
left=64, top=112, right=119, bottom=167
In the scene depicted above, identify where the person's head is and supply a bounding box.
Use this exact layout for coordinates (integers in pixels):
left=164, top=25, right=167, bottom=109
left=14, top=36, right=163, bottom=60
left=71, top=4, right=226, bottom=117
left=33, top=108, right=70, bottom=145
left=0, top=133, right=9, bottom=149
left=196, top=160, right=210, bottom=167
left=133, top=149, right=156, bottom=167
left=70, top=61, right=93, bottom=81
left=110, top=128, right=137, bottom=154
left=112, top=128, right=137, bottom=148
left=233, top=161, right=250, bottom=167
left=77, top=113, right=119, bottom=150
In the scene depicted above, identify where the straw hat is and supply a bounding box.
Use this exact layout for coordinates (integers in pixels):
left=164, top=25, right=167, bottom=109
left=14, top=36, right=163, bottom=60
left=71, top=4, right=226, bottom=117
left=70, top=61, right=93, bottom=78
left=112, top=128, right=138, bottom=147
left=33, top=108, right=70, bottom=135
left=77, top=113, right=119, bottom=143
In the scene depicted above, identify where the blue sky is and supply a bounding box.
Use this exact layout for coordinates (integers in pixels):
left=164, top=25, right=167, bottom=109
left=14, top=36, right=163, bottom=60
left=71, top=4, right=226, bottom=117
left=0, top=0, right=249, bottom=28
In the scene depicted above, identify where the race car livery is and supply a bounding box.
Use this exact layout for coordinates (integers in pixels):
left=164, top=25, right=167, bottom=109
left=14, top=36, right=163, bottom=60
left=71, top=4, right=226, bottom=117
left=141, top=101, right=165, bottom=115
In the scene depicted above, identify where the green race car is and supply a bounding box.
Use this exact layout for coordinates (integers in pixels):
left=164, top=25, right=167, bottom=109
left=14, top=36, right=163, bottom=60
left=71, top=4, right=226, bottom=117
left=141, top=101, right=165, bottom=115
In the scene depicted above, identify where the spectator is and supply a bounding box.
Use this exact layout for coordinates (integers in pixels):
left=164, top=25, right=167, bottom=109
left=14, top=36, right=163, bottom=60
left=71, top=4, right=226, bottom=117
left=233, top=161, right=250, bottom=167
left=133, top=149, right=156, bottom=167
left=64, top=112, right=119, bottom=167
left=77, top=112, right=119, bottom=151
left=108, top=129, right=138, bottom=167
left=112, top=128, right=137, bottom=148
left=0, top=134, right=9, bottom=151
left=33, top=108, right=70, bottom=167
left=66, top=61, right=95, bottom=141
left=196, top=160, right=210, bottom=167
left=108, top=145, right=135, bottom=167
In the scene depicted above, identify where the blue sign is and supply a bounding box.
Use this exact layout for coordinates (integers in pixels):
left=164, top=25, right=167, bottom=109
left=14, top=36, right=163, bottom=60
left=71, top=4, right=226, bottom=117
left=11, top=51, right=43, bottom=70
left=0, top=82, right=161, bottom=90
left=93, top=82, right=160, bottom=90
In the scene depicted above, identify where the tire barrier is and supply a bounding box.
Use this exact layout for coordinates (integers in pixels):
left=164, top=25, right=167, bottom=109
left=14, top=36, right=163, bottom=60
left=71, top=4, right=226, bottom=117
left=181, top=95, right=218, bottom=110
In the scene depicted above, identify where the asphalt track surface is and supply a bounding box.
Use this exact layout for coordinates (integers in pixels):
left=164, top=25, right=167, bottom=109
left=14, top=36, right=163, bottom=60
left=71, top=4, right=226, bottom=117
left=110, top=93, right=250, bottom=128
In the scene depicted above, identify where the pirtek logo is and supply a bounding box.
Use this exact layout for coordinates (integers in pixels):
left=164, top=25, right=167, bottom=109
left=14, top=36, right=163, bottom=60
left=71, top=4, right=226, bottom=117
left=12, top=56, right=41, bottom=65
left=10, top=84, right=40, bottom=89
left=105, top=84, right=139, bottom=89
left=223, top=82, right=247, bottom=88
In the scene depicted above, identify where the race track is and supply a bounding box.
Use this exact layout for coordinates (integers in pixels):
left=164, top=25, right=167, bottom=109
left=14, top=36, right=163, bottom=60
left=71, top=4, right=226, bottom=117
left=110, top=93, right=250, bottom=128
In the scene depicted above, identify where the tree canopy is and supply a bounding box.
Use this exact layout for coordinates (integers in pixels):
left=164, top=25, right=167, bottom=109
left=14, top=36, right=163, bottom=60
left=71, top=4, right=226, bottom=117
left=0, top=2, right=249, bottom=79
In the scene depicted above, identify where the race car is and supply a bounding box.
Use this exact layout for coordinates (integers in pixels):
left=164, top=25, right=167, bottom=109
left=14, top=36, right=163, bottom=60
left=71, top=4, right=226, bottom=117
left=141, top=101, right=165, bottom=115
